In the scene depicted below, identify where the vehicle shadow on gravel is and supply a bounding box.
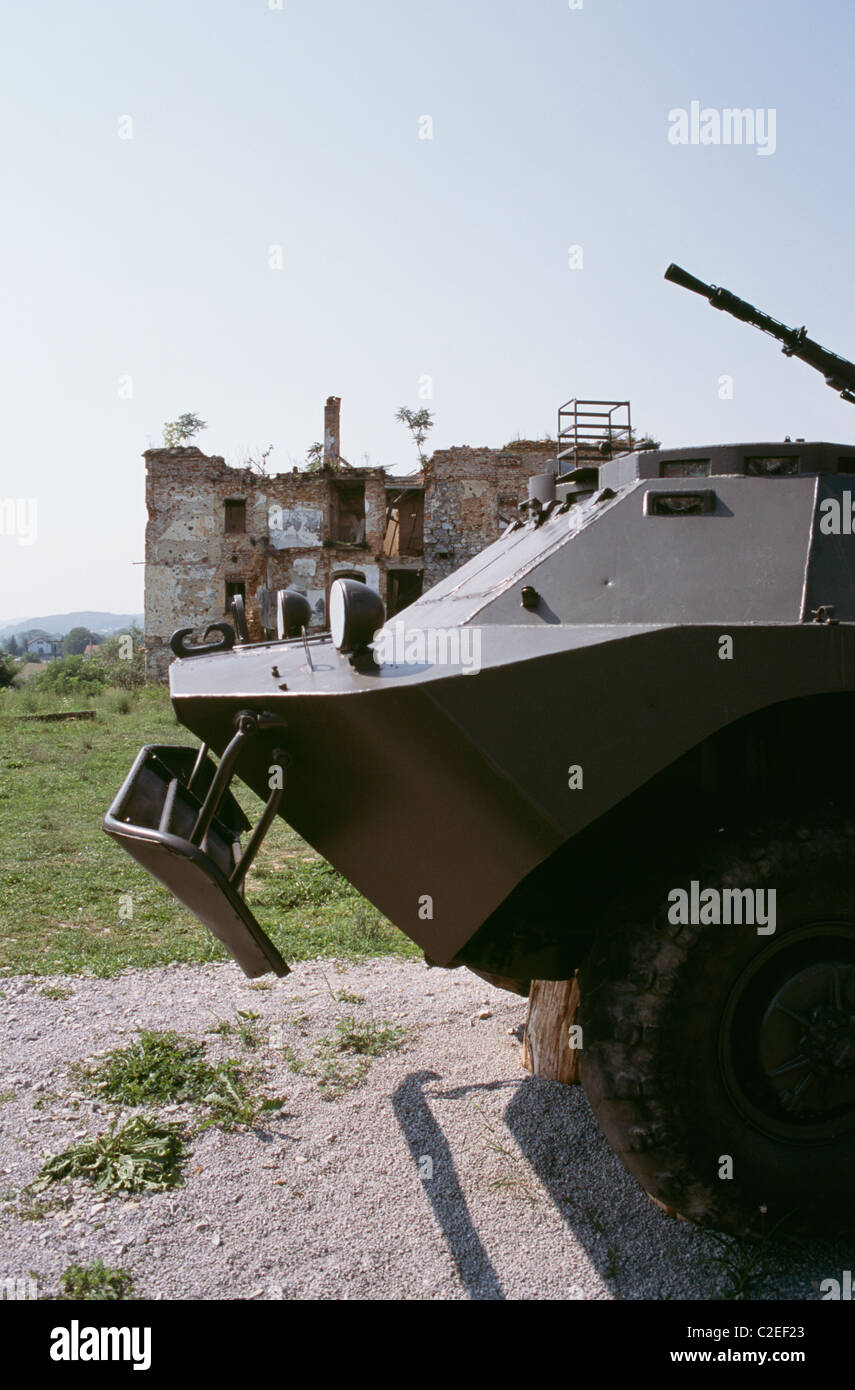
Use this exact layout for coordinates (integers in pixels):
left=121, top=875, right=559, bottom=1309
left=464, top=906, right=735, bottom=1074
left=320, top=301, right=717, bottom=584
left=503, top=1078, right=852, bottom=1302
left=392, top=1068, right=849, bottom=1301
left=392, top=1069, right=507, bottom=1300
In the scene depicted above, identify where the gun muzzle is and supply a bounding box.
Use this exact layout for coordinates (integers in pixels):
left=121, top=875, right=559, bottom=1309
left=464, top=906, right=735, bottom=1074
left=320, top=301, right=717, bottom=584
left=665, top=263, right=713, bottom=299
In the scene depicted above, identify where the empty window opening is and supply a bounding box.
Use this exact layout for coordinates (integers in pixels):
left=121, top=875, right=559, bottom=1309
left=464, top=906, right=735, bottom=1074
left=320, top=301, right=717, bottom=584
left=330, top=481, right=366, bottom=543
left=383, top=490, right=424, bottom=556
left=387, top=569, right=424, bottom=617
left=225, top=578, right=246, bottom=613
left=224, top=499, right=247, bottom=533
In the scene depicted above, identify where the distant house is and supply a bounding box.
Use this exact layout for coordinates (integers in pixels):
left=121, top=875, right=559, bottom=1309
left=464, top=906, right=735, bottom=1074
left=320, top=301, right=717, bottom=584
left=82, top=641, right=100, bottom=658
left=25, top=633, right=61, bottom=661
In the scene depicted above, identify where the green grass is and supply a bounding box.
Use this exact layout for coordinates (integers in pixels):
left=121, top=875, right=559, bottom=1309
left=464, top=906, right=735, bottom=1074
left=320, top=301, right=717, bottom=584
left=29, top=1116, right=187, bottom=1195
left=60, top=1259, right=135, bottom=1301
left=0, top=683, right=418, bottom=976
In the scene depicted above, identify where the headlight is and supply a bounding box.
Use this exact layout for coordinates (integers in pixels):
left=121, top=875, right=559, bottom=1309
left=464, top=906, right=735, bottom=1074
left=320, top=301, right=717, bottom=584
left=330, top=578, right=385, bottom=654
left=276, top=588, right=312, bottom=639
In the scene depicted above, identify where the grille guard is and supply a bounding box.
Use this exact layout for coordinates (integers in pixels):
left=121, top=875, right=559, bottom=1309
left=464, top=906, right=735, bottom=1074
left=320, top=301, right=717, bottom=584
left=103, top=725, right=289, bottom=979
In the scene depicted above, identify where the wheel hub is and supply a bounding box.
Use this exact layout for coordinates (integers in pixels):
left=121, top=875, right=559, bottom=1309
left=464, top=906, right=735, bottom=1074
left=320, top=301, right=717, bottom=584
left=722, top=930, right=855, bottom=1141
left=799, top=1001, right=855, bottom=1075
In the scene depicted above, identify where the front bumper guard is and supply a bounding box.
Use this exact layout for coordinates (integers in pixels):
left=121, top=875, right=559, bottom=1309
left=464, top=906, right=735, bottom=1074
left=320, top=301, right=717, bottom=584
left=103, top=712, right=289, bottom=979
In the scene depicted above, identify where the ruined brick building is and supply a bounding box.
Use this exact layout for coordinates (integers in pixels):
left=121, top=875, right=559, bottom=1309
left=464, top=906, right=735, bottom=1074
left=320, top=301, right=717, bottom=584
left=144, top=397, right=554, bottom=680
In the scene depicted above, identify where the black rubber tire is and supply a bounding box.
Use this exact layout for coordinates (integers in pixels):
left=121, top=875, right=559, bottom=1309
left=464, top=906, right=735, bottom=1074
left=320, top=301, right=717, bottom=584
left=578, top=804, right=855, bottom=1238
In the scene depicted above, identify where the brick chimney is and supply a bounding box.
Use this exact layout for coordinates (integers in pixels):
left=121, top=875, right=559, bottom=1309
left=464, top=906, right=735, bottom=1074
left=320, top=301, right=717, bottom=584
left=324, top=396, right=341, bottom=465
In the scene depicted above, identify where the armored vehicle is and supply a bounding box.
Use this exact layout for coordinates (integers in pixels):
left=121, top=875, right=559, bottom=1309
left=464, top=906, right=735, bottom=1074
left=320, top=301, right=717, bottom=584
left=106, top=267, right=855, bottom=1238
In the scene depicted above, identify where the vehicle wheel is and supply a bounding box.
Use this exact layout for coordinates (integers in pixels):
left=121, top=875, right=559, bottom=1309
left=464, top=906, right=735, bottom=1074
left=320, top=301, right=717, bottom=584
left=578, top=806, right=855, bottom=1237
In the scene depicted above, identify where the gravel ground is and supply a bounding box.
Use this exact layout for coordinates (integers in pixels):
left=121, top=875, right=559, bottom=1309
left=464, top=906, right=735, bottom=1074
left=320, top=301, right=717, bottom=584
left=0, top=958, right=848, bottom=1301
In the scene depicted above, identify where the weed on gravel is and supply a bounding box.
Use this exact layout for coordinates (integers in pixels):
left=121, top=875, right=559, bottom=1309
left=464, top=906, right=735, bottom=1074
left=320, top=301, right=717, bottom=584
left=60, top=1259, right=135, bottom=1301
left=310, top=1017, right=408, bottom=1099
left=8, top=1191, right=67, bottom=1222
left=74, top=1032, right=211, bottom=1106
left=703, top=1219, right=798, bottom=1300
left=234, top=1010, right=263, bottom=1050
left=75, top=1030, right=285, bottom=1132
left=470, top=1099, right=542, bottom=1206
left=29, top=1115, right=186, bottom=1195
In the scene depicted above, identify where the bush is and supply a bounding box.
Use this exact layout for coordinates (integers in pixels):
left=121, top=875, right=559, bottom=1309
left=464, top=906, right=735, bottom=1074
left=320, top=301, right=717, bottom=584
left=0, top=653, right=21, bottom=689
left=30, top=655, right=109, bottom=700
left=28, top=628, right=145, bottom=699
left=94, top=628, right=146, bottom=690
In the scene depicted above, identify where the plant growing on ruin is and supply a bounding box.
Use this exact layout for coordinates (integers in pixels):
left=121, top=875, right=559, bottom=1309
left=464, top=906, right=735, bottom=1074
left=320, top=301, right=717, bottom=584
left=304, top=441, right=324, bottom=470
left=162, top=412, right=207, bottom=448
left=236, top=444, right=275, bottom=476
left=395, top=406, right=434, bottom=466
left=395, top=406, right=434, bottom=467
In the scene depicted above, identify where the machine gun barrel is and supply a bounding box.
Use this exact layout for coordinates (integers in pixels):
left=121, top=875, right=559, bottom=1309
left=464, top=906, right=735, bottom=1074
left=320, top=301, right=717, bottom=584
left=665, top=263, right=855, bottom=405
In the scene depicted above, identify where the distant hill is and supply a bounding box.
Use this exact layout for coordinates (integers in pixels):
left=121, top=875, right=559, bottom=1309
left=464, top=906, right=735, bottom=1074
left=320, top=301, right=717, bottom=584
left=0, top=612, right=143, bottom=640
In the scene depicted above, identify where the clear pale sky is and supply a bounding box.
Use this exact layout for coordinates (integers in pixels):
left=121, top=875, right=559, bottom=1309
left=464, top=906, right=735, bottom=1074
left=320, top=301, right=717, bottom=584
left=2, top=0, right=854, bottom=620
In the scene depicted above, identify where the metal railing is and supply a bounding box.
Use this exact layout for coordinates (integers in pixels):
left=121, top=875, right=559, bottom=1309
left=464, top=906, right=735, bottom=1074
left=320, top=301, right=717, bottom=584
left=557, top=400, right=632, bottom=473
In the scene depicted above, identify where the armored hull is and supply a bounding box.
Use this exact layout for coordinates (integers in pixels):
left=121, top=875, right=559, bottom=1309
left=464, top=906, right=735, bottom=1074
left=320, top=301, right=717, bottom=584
left=107, top=439, right=855, bottom=979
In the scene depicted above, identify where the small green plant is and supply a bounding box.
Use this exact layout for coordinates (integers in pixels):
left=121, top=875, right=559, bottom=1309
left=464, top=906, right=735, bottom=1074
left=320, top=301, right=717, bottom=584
left=470, top=1100, right=541, bottom=1206
left=162, top=412, right=206, bottom=448
left=0, top=1089, right=15, bottom=1106
left=194, top=1061, right=280, bottom=1132
left=235, top=1009, right=263, bottom=1050
left=12, top=1192, right=65, bottom=1221
left=583, top=1205, right=606, bottom=1236
left=329, top=1017, right=404, bottom=1056
left=703, top=1212, right=794, bottom=1300
left=281, top=1044, right=308, bottom=1075
left=312, top=1017, right=406, bottom=1098
left=336, top=991, right=365, bottom=1005
left=30, top=1116, right=186, bottom=1195
left=394, top=405, right=435, bottom=467
left=60, top=1259, right=134, bottom=1301
left=40, top=985, right=73, bottom=1001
